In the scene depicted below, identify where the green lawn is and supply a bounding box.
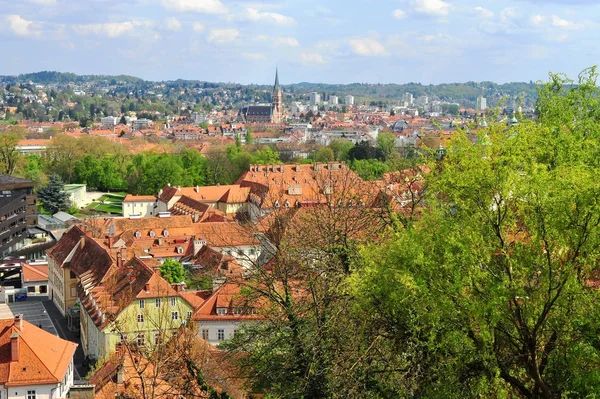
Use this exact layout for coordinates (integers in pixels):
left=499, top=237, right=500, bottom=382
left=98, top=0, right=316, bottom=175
left=86, top=192, right=125, bottom=215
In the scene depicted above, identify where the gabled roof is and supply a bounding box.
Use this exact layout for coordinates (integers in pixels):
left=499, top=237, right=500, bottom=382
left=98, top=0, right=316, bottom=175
left=21, top=264, right=48, bottom=283
left=0, top=318, right=77, bottom=387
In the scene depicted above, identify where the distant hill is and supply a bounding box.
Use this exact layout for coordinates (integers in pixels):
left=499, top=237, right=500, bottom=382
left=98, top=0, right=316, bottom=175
left=0, top=71, right=539, bottom=105
left=0, top=71, right=143, bottom=85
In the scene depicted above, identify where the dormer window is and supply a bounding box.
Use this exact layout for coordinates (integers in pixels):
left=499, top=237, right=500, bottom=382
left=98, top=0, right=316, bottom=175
left=176, top=246, right=183, bottom=254
left=163, top=229, right=169, bottom=237
left=216, top=307, right=227, bottom=315
left=284, top=200, right=290, bottom=208
left=274, top=201, right=280, bottom=208
left=135, top=231, right=141, bottom=239
left=149, top=230, right=155, bottom=237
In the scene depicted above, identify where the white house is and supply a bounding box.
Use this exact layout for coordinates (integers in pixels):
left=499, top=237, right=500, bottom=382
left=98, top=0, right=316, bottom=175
left=122, top=195, right=157, bottom=218
left=0, top=315, right=78, bottom=399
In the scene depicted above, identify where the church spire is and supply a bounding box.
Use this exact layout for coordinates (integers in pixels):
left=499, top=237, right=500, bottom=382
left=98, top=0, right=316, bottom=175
left=274, top=67, right=280, bottom=90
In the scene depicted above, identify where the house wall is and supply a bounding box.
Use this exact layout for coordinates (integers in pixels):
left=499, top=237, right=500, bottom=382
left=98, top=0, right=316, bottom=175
left=3, top=357, right=74, bottom=399
left=84, top=295, right=194, bottom=360
left=48, top=257, right=66, bottom=317
left=196, top=319, right=244, bottom=345
left=217, top=245, right=261, bottom=269
left=122, top=201, right=155, bottom=218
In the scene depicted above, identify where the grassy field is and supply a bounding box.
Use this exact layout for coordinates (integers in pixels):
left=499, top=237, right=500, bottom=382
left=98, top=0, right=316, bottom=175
left=85, top=193, right=125, bottom=215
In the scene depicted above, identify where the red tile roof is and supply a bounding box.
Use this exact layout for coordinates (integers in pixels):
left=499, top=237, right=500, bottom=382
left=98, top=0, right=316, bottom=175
left=0, top=318, right=77, bottom=387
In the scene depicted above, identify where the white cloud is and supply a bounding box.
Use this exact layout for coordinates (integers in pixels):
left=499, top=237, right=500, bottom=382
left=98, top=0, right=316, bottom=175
left=500, top=7, right=518, bottom=22
left=28, top=0, right=56, bottom=5
left=5, top=15, right=43, bottom=38
left=531, top=14, right=583, bottom=30
left=300, top=53, right=326, bottom=64
left=207, top=28, right=239, bottom=44
left=474, top=6, right=493, bottom=18
left=273, top=36, right=299, bottom=46
left=242, top=52, right=265, bottom=61
left=392, top=9, right=407, bottom=19
left=245, top=8, right=295, bottom=25
left=349, top=38, right=388, bottom=56
left=412, top=0, right=451, bottom=16
left=73, top=21, right=141, bottom=38
left=161, top=0, right=227, bottom=14
left=192, top=22, right=205, bottom=32
left=531, top=14, right=546, bottom=25
left=164, top=17, right=182, bottom=31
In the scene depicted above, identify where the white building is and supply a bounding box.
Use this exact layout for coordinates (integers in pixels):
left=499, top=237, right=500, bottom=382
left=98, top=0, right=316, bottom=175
left=309, top=92, right=321, bottom=106
left=291, top=102, right=305, bottom=115
left=402, top=93, right=414, bottom=106
left=345, top=95, right=354, bottom=106
left=478, top=96, right=487, bottom=110
left=0, top=315, right=78, bottom=399
left=100, top=116, right=118, bottom=128
left=133, top=118, right=153, bottom=131
left=329, top=95, right=338, bottom=105
left=122, top=195, right=157, bottom=218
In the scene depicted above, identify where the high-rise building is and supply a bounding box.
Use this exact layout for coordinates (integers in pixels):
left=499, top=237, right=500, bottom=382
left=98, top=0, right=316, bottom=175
left=310, top=92, right=321, bottom=106
left=402, top=93, right=414, bottom=106
left=0, top=175, right=38, bottom=257
left=329, top=95, right=338, bottom=105
left=477, top=96, right=487, bottom=110
left=345, top=95, right=354, bottom=106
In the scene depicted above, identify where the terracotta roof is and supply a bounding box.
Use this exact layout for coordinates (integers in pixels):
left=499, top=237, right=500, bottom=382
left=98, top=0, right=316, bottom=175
left=123, top=195, right=157, bottom=202
left=159, top=185, right=250, bottom=205
left=0, top=317, right=77, bottom=387
left=21, top=264, right=48, bottom=283
left=192, top=281, right=264, bottom=322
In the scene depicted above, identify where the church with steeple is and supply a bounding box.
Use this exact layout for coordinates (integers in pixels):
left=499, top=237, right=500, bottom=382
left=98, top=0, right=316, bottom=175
left=239, top=68, right=283, bottom=124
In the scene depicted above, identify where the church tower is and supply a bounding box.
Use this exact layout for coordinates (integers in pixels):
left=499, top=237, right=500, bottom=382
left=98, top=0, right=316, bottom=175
left=271, top=68, right=283, bottom=123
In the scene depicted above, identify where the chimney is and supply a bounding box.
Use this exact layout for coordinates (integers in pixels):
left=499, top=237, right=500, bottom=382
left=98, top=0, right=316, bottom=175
left=157, top=237, right=163, bottom=246
left=116, top=365, right=124, bottom=384
left=195, top=185, right=200, bottom=193
left=14, top=315, right=22, bottom=331
left=79, top=236, right=85, bottom=249
left=144, top=283, right=150, bottom=292
left=192, top=212, right=200, bottom=223
left=10, top=332, right=19, bottom=362
left=116, top=251, right=122, bottom=268
left=172, top=283, right=184, bottom=292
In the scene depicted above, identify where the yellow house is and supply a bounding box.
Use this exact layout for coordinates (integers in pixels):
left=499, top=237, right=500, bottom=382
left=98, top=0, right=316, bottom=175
left=79, top=257, right=195, bottom=361
left=47, top=226, right=113, bottom=317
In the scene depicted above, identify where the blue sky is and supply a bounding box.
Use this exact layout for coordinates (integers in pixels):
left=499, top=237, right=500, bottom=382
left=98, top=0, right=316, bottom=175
left=0, top=0, right=598, bottom=84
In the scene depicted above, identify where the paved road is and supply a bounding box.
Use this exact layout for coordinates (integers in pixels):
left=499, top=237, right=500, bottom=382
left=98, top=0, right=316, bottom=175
left=0, top=296, right=86, bottom=379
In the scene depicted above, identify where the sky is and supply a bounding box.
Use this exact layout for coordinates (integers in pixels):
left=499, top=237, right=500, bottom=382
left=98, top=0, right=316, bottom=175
left=0, top=0, right=599, bottom=85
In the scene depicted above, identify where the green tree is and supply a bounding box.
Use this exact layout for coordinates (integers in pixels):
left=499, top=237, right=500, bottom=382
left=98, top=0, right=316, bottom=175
left=376, top=131, right=396, bottom=161
left=38, top=174, right=70, bottom=214
left=351, top=68, right=600, bottom=397
left=245, top=128, right=253, bottom=145
left=159, top=259, right=186, bottom=284
left=328, top=139, right=354, bottom=161
left=119, top=115, right=127, bottom=125
left=312, top=146, right=335, bottom=163
left=0, top=126, right=24, bottom=175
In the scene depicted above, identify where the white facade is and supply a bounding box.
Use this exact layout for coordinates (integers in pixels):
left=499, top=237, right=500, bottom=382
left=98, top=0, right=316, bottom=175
left=345, top=95, right=354, bottom=105
left=478, top=96, right=487, bottom=110
left=309, top=92, right=321, bottom=106
left=329, top=95, right=338, bottom=105
left=133, top=118, right=152, bottom=131
left=196, top=319, right=244, bottom=345
left=100, top=116, right=118, bottom=128
left=122, top=199, right=156, bottom=218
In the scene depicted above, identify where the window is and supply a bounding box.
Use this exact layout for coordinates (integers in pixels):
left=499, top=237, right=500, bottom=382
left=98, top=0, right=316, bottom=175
left=70, top=287, right=77, bottom=298
left=217, top=329, right=225, bottom=341
left=170, top=297, right=176, bottom=307
left=154, top=332, right=162, bottom=345
left=137, top=333, right=145, bottom=347
left=171, top=311, right=179, bottom=321
left=216, top=307, right=227, bottom=315
left=69, top=271, right=76, bottom=279
left=139, top=299, right=145, bottom=309
left=187, top=311, right=192, bottom=320
left=155, top=298, right=162, bottom=308
left=27, top=391, right=36, bottom=399
left=137, top=314, right=144, bottom=323
left=163, top=229, right=169, bottom=237
left=202, top=329, right=209, bottom=340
